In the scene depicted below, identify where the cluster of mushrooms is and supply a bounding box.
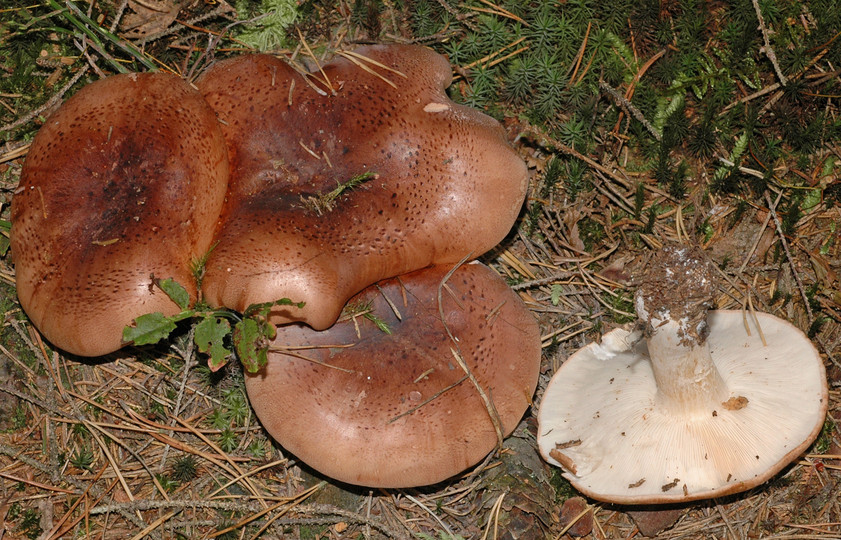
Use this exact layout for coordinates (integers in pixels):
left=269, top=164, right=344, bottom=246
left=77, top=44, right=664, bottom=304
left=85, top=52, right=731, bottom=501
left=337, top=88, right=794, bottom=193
left=11, top=42, right=828, bottom=500
left=11, top=44, right=542, bottom=488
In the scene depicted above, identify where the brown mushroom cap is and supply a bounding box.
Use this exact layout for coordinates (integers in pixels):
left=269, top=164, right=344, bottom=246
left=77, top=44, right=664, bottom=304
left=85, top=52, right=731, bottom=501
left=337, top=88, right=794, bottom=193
left=195, top=45, right=528, bottom=329
left=11, top=72, right=229, bottom=356
left=244, top=262, right=541, bottom=487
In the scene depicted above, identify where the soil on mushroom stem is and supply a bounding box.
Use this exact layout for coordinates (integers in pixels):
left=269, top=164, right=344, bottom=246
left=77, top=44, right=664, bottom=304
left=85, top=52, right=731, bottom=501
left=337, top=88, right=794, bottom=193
left=635, top=244, right=718, bottom=343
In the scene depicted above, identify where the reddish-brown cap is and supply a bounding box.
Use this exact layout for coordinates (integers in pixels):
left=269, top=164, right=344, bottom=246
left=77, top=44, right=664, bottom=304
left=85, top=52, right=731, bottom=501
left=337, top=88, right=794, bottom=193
left=245, top=262, right=541, bottom=487
left=11, top=72, right=229, bottom=356
left=195, top=45, right=528, bottom=329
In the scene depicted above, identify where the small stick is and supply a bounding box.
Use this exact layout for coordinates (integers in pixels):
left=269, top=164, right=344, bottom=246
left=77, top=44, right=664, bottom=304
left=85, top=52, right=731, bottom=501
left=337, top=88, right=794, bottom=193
left=747, top=274, right=767, bottom=346
left=763, top=190, right=813, bottom=322
left=600, top=80, right=660, bottom=141
left=387, top=375, right=469, bottom=424
left=461, top=36, right=526, bottom=71
left=296, top=28, right=334, bottom=94
left=376, top=284, right=402, bottom=321
left=752, top=0, right=787, bottom=85
left=567, top=22, right=591, bottom=84
left=436, top=257, right=505, bottom=449
left=404, top=493, right=457, bottom=538
left=268, top=347, right=355, bottom=373
left=742, top=286, right=752, bottom=337
left=0, top=65, right=89, bottom=134
left=739, top=192, right=779, bottom=273
left=336, top=51, right=399, bottom=89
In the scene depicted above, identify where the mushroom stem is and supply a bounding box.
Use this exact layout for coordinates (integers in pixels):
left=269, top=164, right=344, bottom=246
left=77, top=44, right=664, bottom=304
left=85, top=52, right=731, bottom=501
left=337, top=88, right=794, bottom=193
left=633, top=244, right=729, bottom=416
left=645, top=317, right=729, bottom=416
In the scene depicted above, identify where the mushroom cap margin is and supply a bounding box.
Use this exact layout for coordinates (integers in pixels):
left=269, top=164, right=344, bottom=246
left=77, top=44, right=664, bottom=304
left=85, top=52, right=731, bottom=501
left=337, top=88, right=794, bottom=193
left=245, top=262, right=541, bottom=488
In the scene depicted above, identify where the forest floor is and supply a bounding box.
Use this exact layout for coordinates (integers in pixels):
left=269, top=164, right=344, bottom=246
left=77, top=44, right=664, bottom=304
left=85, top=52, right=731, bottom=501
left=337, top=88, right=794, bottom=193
left=0, top=1, right=839, bottom=538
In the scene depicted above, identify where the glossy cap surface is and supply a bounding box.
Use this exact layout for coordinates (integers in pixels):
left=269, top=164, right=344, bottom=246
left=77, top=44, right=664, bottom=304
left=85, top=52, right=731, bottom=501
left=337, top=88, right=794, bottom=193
left=246, top=262, right=541, bottom=487
left=196, top=45, right=528, bottom=329
left=11, top=72, right=229, bottom=356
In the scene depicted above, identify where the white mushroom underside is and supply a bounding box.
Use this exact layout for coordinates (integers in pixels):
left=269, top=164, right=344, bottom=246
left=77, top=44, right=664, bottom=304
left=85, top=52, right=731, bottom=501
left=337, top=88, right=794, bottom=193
left=537, top=310, right=827, bottom=503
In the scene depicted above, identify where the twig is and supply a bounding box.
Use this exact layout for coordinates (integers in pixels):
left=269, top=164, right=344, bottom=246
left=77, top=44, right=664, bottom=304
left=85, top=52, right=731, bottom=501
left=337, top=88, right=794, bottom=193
left=0, top=441, right=157, bottom=537
left=404, top=493, right=457, bottom=537
left=0, top=65, right=89, bottom=134
left=296, top=27, right=334, bottom=94
left=387, top=375, right=469, bottom=424
left=717, top=156, right=765, bottom=179
left=460, top=36, right=527, bottom=71
left=58, top=0, right=157, bottom=71
left=600, top=80, right=660, bottom=141
left=74, top=37, right=107, bottom=78
left=172, top=416, right=269, bottom=509
left=436, top=0, right=478, bottom=32
left=481, top=492, right=506, bottom=540
left=159, top=327, right=197, bottom=471
left=715, top=502, right=741, bottom=539
left=208, top=482, right=324, bottom=539
left=89, top=499, right=264, bottom=515
left=137, top=1, right=236, bottom=46
left=763, top=190, right=813, bottom=322
left=720, top=81, right=781, bottom=114
left=567, top=22, right=591, bottom=84
left=738, top=195, right=778, bottom=273
left=746, top=281, right=767, bottom=346
left=436, top=257, right=505, bottom=450
left=511, top=271, right=576, bottom=291
left=108, top=0, right=129, bottom=33
left=751, top=0, right=787, bottom=85
left=527, top=130, right=633, bottom=191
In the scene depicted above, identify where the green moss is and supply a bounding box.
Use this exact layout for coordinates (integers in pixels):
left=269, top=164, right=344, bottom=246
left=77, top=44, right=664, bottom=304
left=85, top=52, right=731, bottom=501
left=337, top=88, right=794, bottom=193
left=19, top=508, right=42, bottom=540
left=606, top=290, right=635, bottom=323
left=548, top=466, right=578, bottom=502
left=813, top=418, right=836, bottom=454
left=234, top=0, right=298, bottom=51
left=578, top=217, right=606, bottom=252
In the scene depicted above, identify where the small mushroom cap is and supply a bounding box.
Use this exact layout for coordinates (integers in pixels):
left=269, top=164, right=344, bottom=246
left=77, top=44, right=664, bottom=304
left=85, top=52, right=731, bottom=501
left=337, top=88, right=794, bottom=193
left=245, top=262, right=541, bottom=487
left=195, top=45, right=528, bottom=329
left=11, top=72, right=229, bottom=356
left=537, top=310, right=828, bottom=504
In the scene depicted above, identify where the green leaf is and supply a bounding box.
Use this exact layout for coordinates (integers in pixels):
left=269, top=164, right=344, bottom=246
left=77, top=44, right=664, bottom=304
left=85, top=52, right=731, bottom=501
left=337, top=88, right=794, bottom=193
left=243, top=297, right=305, bottom=319
left=123, top=312, right=184, bottom=346
left=233, top=318, right=269, bottom=374
left=195, top=317, right=232, bottom=371
left=729, top=132, right=749, bottom=163
left=364, top=312, right=392, bottom=334
left=821, top=156, right=837, bottom=178
left=157, top=278, right=190, bottom=310
left=550, top=284, right=562, bottom=306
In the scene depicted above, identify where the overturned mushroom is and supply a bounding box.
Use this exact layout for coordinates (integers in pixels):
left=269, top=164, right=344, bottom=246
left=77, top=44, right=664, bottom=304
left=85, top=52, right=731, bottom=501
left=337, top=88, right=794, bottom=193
left=195, top=44, right=528, bottom=330
left=245, top=262, right=541, bottom=487
left=11, top=73, right=229, bottom=356
left=537, top=245, right=828, bottom=503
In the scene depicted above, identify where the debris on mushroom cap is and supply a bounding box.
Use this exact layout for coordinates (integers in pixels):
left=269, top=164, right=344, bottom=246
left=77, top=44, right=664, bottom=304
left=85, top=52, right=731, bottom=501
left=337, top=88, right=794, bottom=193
left=245, top=262, right=541, bottom=488
left=195, top=44, right=529, bottom=330
left=537, top=246, right=828, bottom=504
left=10, top=73, right=229, bottom=357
